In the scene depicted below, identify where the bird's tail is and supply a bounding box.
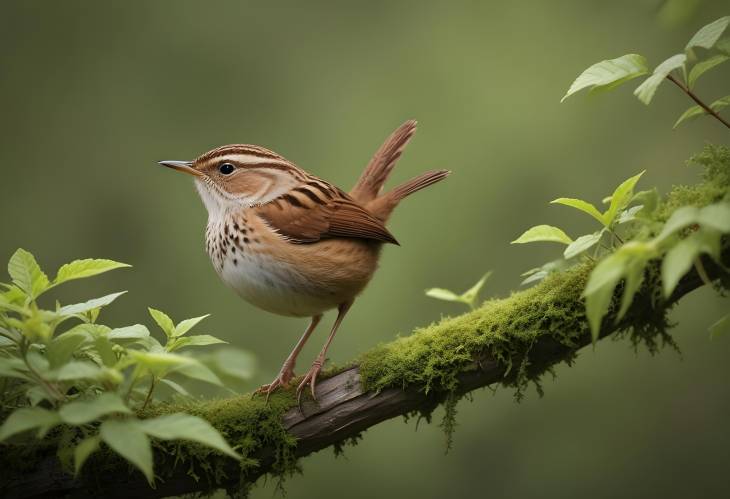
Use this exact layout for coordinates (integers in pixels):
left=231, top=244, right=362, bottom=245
left=349, top=120, right=449, bottom=222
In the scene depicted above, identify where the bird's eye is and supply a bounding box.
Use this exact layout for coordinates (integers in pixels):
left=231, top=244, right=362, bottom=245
left=218, top=163, right=235, bottom=175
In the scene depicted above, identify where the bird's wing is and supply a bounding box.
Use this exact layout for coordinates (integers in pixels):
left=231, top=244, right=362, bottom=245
left=254, top=179, right=398, bottom=244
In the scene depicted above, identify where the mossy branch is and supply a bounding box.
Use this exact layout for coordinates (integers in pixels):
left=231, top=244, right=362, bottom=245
left=2, top=146, right=730, bottom=499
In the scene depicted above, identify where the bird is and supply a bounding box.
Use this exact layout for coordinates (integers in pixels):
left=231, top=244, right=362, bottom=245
left=159, top=120, right=449, bottom=402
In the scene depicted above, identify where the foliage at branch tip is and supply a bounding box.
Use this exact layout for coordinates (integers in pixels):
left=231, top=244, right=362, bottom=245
left=562, top=15, right=730, bottom=129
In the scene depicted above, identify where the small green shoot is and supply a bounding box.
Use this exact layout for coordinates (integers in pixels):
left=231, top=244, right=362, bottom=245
left=426, top=272, right=492, bottom=310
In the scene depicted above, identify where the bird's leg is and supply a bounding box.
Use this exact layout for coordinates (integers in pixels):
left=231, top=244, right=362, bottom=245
left=297, top=300, right=353, bottom=405
left=256, top=314, right=322, bottom=401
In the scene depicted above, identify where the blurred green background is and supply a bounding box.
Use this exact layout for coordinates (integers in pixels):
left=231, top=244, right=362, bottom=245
left=2, top=1, right=729, bottom=497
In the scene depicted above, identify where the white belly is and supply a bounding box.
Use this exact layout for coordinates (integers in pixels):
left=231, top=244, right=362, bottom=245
left=217, top=251, right=340, bottom=317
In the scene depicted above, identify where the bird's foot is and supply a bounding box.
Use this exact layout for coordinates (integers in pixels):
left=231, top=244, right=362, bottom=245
left=255, top=365, right=296, bottom=402
left=296, top=358, right=324, bottom=408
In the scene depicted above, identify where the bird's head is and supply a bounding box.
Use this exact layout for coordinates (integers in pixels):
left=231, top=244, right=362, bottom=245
left=159, top=144, right=305, bottom=214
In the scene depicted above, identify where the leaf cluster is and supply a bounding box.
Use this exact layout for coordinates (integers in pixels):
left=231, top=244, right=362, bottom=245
left=562, top=16, right=730, bottom=129
left=0, top=250, right=253, bottom=484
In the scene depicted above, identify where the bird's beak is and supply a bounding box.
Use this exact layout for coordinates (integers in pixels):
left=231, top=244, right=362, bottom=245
left=158, top=160, right=203, bottom=177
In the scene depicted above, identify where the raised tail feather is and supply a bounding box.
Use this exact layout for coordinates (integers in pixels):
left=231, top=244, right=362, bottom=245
left=349, top=120, right=418, bottom=203
left=349, top=120, right=450, bottom=222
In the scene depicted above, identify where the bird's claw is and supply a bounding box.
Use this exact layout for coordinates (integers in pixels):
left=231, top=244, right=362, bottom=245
left=296, top=360, right=323, bottom=410
left=254, top=367, right=295, bottom=403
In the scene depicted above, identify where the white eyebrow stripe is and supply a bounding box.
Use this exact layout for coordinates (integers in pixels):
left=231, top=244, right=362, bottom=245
left=216, top=153, right=286, bottom=166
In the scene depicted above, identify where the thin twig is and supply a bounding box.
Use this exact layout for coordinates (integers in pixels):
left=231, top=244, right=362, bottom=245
left=666, top=73, right=730, bottom=130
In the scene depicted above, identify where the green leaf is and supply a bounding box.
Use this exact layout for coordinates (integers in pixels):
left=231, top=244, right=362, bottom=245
left=59, top=393, right=131, bottom=425
left=148, top=308, right=175, bottom=338
left=0, top=407, right=61, bottom=441
left=673, top=95, right=730, bottom=128
left=685, top=16, right=730, bottom=51
left=617, top=205, right=644, bottom=224
left=207, top=349, right=257, bottom=381
left=656, top=206, right=700, bottom=242
left=688, top=54, right=729, bottom=88
left=173, top=314, right=210, bottom=337
left=718, top=37, right=730, bottom=54
left=138, top=413, right=239, bottom=459
left=158, top=378, right=191, bottom=396
left=561, top=54, right=648, bottom=102
left=634, top=54, right=687, bottom=105
left=168, top=334, right=227, bottom=351
left=47, top=329, right=92, bottom=368
left=584, top=252, right=626, bottom=341
left=461, top=272, right=492, bottom=309
left=617, top=257, right=646, bottom=320
left=563, top=232, right=603, bottom=259
left=550, top=198, right=605, bottom=225
left=698, top=203, right=730, bottom=232
left=58, top=291, right=127, bottom=316
left=603, top=171, right=645, bottom=227
left=108, top=324, right=151, bottom=341
left=662, top=237, right=700, bottom=297
left=128, top=350, right=222, bottom=385
left=7, top=249, right=49, bottom=299
left=74, top=435, right=101, bottom=475
left=511, top=224, right=573, bottom=245
left=709, top=313, right=730, bottom=339
left=100, top=420, right=153, bottom=484
left=425, top=288, right=462, bottom=302
left=631, top=188, right=660, bottom=218
left=53, top=360, right=103, bottom=381
left=54, top=259, right=130, bottom=285
left=520, top=259, right=569, bottom=286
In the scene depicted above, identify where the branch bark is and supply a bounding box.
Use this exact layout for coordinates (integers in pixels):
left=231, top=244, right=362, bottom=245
left=0, top=258, right=723, bottom=499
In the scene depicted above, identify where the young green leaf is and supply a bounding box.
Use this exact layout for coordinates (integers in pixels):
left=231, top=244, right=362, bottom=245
left=550, top=198, right=605, bottom=225
left=58, top=393, right=131, bottom=425
left=54, top=259, right=130, bottom=285
left=561, top=54, right=648, bottom=102
left=167, top=334, right=227, bottom=351
left=53, top=360, right=104, bottom=381
left=662, top=237, right=700, bottom=297
left=511, top=224, right=573, bottom=245
left=656, top=205, right=700, bottom=241
left=674, top=95, right=730, bottom=128
left=460, top=271, right=492, bottom=309
left=563, top=232, right=603, bottom=259
left=424, top=288, right=462, bottom=302
left=138, top=413, right=240, bottom=459
left=697, top=202, right=730, bottom=232
left=688, top=54, right=729, bottom=89
left=603, top=171, right=645, bottom=227
left=158, top=378, right=191, bottom=396
left=634, top=54, right=687, bottom=105
left=58, top=291, right=127, bottom=316
left=148, top=308, right=175, bottom=338
left=108, top=324, right=151, bottom=341
left=47, top=329, right=92, bottom=367
left=173, top=314, right=210, bottom=337
left=584, top=252, right=626, bottom=341
left=8, top=249, right=50, bottom=299
left=685, top=16, right=730, bottom=51
left=74, top=435, right=101, bottom=475
left=100, top=419, right=154, bottom=484
left=709, top=313, right=730, bottom=339
left=0, top=407, right=60, bottom=441
left=617, top=205, right=644, bottom=224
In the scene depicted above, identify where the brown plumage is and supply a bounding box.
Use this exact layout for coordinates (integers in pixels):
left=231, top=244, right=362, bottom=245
left=159, top=120, right=449, bottom=402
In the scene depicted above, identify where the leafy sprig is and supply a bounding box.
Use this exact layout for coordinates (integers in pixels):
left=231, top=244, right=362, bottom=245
left=426, top=272, right=492, bottom=310
left=0, top=249, right=252, bottom=484
left=562, top=16, right=730, bottom=130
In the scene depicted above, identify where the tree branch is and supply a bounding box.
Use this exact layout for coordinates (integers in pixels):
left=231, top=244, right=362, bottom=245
left=2, top=253, right=723, bottom=499
left=666, top=73, right=730, bottom=130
